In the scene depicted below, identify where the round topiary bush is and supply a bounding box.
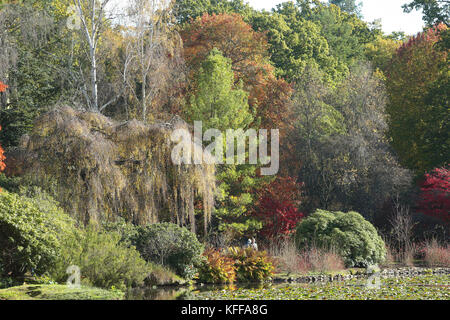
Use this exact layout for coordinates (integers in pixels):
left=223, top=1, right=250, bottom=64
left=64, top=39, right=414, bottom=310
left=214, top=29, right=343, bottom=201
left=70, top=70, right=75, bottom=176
left=0, top=190, right=75, bottom=278
left=133, top=223, right=204, bottom=279
left=295, top=210, right=386, bottom=267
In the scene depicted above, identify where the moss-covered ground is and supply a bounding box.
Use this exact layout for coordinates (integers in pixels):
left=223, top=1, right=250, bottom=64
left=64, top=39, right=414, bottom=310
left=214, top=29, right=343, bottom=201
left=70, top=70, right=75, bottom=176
left=0, top=284, right=124, bottom=300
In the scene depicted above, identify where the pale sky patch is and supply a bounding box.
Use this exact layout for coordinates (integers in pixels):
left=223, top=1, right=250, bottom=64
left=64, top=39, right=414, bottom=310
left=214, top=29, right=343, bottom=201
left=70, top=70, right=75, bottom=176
left=110, top=0, right=425, bottom=36
left=246, top=0, right=425, bottom=35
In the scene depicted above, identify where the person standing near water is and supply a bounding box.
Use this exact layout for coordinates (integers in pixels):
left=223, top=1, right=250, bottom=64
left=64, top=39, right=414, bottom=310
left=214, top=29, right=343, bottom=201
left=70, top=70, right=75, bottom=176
left=251, top=238, right=258, bottom=251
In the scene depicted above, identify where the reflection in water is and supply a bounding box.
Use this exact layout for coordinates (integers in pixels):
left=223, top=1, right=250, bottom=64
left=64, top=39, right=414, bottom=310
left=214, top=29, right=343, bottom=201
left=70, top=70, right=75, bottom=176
left=127, top=286, right=191, bottom=300
left=126, top=273, right=449, bottom=300
left=126, top=282, right=304, bottom=300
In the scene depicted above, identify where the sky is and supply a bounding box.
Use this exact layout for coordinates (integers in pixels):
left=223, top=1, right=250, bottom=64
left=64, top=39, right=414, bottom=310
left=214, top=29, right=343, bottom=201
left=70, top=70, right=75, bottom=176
left=109, top=0, right=425, bottom=36
left=247, top=0, right=425, bottom=35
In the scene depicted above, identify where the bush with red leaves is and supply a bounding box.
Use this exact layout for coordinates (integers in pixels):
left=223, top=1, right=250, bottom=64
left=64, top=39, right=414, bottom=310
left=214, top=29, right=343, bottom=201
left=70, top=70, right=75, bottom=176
left=416, top=167, right=450, bottom=224
left=0, top=81, right=7, bottom=93
left=254, top=177, right=304, bottom=241
left=0, top=81, right=6, bottom=177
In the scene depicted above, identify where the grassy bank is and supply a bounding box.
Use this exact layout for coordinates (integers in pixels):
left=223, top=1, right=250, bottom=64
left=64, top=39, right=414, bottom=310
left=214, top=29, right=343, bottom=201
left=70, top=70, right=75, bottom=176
left=0, top=284, right=124, bottom=300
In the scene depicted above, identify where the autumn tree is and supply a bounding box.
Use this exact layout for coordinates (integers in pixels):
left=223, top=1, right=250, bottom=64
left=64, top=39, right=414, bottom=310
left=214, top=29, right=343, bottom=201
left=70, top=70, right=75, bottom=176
left=385, top=24, right=449, bottom=174
left=253, top=177, right=304, bottom=242
left=365, top=35, right=402, bottom=74
left=292, top=62, right=411, bottom=219
left=0, top=82, right=6, bottom=175
left=417, top=167, right=450, bottom=224
left=181, top=13, right=295, bottom=178
left=181, top=14, right=296, bottom=242
left=186, top=49, right=261, bottom=242
left=181, top=13, right=293, bottom=131
left=176, top=0, right=378, bottom=84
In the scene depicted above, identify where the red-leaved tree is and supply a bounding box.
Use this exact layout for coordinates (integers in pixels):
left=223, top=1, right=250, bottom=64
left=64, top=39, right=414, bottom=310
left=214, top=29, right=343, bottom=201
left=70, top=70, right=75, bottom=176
left=254, top=177, right=304, bottom=241
left=417, top=167, right=450, bottom=224
left=0, top=81, right=6, bottom=175
left=0, top=81, right=7, bottom=93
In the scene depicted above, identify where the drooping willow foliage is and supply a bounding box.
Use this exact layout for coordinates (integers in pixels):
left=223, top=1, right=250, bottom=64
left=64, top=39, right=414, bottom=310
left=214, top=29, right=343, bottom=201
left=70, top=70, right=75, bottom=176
left=11, top=106, right=215, bottom=234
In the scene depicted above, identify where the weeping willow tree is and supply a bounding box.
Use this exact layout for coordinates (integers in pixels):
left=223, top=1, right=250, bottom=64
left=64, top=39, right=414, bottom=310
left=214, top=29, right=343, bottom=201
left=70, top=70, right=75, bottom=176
left=12, top=106, right=215, bottom=234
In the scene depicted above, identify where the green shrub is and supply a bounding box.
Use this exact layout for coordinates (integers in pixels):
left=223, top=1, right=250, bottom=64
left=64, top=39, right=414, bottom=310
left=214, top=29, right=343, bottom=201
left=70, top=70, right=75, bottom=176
left=226, top=247, right=275, bottom=283
left=0, top=190, right=75, bottom=278
left=196, top=249, right=236, bottom=284
left=134, top=223, right=204, bottom=279
left=0, top=173, right=23, bottom=193
left=295, top=210, right=386, bottom=267
left=102, top=218, right=140, bottom=247
left=52, top=226, right=150, bottom=291
left=102, top=220, right=186, bottom=286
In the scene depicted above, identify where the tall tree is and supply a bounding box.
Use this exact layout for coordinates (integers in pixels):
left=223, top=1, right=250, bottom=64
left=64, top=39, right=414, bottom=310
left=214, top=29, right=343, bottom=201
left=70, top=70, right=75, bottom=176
left=181, top=13, right=298, bottom=241
left=71, top=0, right=115, bottom=112
left=292, top=63, right=411, bottom=219
left=186, top=49, right=261, bottom=242
left=312, top=3, right=377, bottom=66
left=187, top=48, right=252, bottom=131
left=250, top=3, right=346, bottom=83
left=385, top=24, right=449, bottom=174
left=124, top=0, right=184, bottom=122
left=250, top=1, right=379, bottom=82
left=0, top=1, right=77, bottom=147
left=181, top=13, right=293, bottom=135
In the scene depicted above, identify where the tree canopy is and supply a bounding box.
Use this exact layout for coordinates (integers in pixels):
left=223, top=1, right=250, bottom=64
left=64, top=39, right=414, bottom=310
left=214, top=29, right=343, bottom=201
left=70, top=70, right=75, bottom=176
left=386, top=24, right=449, bottom=174
left=403, top=0, right=450, bottom=26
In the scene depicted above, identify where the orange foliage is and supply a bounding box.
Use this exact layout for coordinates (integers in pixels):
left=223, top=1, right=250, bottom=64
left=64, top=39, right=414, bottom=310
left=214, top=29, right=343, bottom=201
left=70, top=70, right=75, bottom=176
left=0, top=81, right=7, bottom=93
left=181, top=13, right=295, bottom=172
left=181, top=14, right=293, bottom=129
left=0, top=81, right=6, bottom=178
